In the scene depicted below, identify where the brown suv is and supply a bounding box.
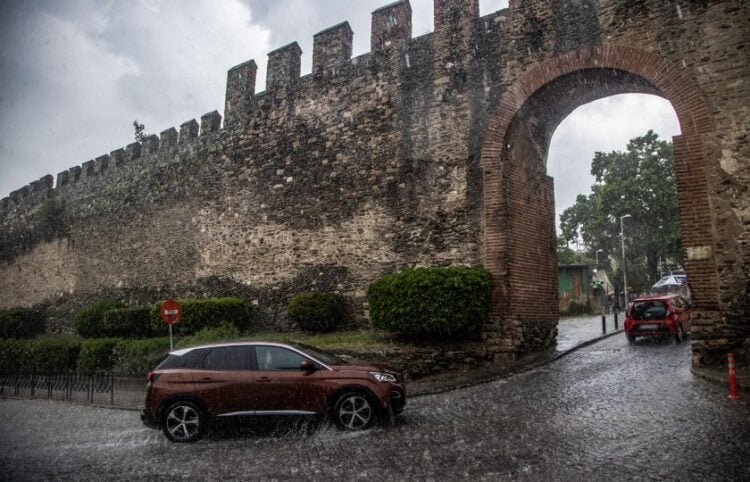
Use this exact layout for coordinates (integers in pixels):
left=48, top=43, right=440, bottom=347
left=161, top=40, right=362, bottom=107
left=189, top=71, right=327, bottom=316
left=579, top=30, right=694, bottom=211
left=140, top=341, right=406, bottom=442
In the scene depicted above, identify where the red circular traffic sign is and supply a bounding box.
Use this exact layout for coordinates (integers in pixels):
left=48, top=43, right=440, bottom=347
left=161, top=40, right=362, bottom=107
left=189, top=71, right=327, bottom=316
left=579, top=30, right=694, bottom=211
left=160, top=299, right=182, bottom=325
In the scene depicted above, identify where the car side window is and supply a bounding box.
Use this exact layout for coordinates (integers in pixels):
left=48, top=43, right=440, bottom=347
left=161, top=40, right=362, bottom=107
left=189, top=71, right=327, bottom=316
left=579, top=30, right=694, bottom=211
left=255, top=346, right=308, bottom=371
left=156, top=348, right=208, bottom=369
left=201, top=346, right=250, bottom=371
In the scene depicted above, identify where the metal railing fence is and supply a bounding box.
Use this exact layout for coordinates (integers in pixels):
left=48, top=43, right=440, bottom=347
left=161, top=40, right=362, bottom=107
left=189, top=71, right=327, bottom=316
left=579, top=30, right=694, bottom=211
left=0, top=370, right=114, bottom=404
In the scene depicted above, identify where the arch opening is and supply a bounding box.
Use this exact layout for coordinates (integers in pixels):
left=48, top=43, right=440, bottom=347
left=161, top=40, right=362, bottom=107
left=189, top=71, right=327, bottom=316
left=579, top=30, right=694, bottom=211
left=481, top=47, right=718, bottom=359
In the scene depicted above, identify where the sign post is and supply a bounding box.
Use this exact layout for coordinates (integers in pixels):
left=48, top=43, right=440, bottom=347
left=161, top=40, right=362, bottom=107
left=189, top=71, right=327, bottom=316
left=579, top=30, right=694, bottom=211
left=159, top=299, right=182, bottom=351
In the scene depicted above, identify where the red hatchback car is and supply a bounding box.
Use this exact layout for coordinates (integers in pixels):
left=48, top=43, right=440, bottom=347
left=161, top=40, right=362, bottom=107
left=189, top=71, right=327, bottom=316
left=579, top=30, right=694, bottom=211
left=141, top=341, right=406, bottom=442
left=624, top=294, right=692, bottom=344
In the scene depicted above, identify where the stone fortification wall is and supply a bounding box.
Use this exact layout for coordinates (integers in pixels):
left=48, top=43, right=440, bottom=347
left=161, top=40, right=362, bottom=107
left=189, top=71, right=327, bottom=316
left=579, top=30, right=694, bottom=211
left=1, top=0, right=748, bottom=366
left=0, top=1, right=489, bottom=330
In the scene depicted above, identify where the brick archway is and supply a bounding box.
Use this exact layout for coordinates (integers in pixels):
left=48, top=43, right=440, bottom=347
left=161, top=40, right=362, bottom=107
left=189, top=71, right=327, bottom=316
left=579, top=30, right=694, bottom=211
left=480, top=45, right=718, bottom=356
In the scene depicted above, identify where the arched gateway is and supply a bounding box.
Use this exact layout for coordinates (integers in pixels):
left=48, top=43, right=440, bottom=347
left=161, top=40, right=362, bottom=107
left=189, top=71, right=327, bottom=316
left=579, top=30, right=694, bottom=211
left=1, top=1, right=747, bottom=369
left=480, top=46, right=720, bottom=363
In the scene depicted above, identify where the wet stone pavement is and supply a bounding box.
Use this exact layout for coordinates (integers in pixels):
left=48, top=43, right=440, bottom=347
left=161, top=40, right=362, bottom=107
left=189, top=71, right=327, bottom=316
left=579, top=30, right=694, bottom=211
left=2, top=334, right=749, bottom=480
left=555, top=313, right=620, bottom=353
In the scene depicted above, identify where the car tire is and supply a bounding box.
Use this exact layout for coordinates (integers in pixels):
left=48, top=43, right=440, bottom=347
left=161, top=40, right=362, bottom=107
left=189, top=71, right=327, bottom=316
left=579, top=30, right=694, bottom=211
left=162, top=400, right=206, bottom=443
left=673, top=324, right=684, bottom=345
left=627, top=334, right=636, bottom=344
left=332, top=391, right=375, bottom=431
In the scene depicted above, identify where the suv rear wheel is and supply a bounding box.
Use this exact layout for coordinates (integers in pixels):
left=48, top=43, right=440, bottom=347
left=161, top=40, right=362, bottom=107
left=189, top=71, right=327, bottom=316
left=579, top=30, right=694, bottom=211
left=162, top=400, right=205, bottom=443
left=332, top=392, right=375, bottom=431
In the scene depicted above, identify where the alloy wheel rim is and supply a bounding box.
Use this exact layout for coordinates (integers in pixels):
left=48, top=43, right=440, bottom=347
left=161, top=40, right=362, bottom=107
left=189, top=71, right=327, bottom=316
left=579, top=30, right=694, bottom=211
left=166, top=405, right=200, bottom=440
left=338, top=395, right=372, bottom=430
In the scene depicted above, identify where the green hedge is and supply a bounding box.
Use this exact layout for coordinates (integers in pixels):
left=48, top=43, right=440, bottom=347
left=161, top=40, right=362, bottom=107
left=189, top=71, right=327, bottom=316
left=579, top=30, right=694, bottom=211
left=0, top=337, right=81, bottom=372
left=113, top=338, right=170, bottom=377
left=78, top=338, right=120, bottom=372
left=74, top=298, right=124, bottom=338
left=0, top=336, right=172, bottom=376
left=149, top=298, right=251, bottom=336
left=287, top=292, right=345, bottom=333
left=0, top=307, right=45, bottom=339
left=367, top=266, right=491, bottom=340
left=0, top=339, right=34, bottom=371
left=102, top=307, right=151, bottom=338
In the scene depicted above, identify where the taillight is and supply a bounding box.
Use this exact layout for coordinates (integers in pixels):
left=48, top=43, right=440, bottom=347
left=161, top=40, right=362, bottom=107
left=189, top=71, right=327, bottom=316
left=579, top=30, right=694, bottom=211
left=147, top=371, right=161, bottom=384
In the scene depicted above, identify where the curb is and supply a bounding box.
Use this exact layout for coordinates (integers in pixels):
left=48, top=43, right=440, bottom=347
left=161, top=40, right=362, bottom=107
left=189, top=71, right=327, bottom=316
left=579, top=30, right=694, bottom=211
left=408, top=329, right=625, bottom=397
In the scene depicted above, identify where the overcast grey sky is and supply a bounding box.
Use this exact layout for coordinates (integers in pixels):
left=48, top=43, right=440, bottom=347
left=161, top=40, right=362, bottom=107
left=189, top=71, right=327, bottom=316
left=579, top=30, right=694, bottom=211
left=0, top=0, right=679, bottom=226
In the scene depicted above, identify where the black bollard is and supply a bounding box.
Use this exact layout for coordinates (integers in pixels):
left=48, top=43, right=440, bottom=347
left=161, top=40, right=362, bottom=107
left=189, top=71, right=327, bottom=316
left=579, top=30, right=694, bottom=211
left=614, top=311, right=619, bottom=330
left=602, top=315, right=607, bottom=334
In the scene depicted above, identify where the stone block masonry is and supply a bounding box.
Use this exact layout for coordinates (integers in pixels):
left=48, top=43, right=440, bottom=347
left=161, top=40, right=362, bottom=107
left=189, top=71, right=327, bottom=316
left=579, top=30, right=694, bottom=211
left=1, top=0, right=748, bottom=368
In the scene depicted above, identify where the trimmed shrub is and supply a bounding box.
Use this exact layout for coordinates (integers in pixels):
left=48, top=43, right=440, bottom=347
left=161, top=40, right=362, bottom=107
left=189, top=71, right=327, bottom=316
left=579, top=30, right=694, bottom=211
left=367, top=266, right=491, bottom=340
left=176, top=323, right=240, bottom=349
left=75, top=298, right=124, bottom=338
left=149, top=298, right=251, bottom=336
left=78, top=338, right=121, bottom=372
left=0, top=338, right=80, bottom=372
left=102, top=307, right=151, bottom=338
left=113, top=338, right=170, bottom=377
left=0, top=339, right=34, bottom=371
left=0, top=307, right=45, bottom=339
left=30, top=337, right=81, bottom=372
left=287, top=292, right=346, bottom=333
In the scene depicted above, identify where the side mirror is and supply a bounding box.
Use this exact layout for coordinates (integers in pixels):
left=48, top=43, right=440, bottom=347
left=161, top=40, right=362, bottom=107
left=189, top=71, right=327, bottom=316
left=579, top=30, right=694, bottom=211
left=300, top=360, right=317, bottom=372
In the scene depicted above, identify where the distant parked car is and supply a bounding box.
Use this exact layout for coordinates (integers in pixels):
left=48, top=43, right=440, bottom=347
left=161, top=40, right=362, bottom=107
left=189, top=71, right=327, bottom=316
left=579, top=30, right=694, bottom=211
left=141, top=341, right=406, bottom=442
left=624, top=294, right=692, bottom=344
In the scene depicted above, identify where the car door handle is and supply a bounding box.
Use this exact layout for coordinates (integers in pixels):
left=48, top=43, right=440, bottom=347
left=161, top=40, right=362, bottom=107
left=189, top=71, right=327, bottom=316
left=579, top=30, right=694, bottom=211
left=258, top=377, right=272, bottom=382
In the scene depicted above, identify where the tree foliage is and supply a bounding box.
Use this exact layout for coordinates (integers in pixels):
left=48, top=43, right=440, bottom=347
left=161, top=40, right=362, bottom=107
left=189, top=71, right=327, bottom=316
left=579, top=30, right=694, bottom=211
left=133, top=120, right=146, bottom=143
left=556, top=235, right=589, bottom=265
left=559, top=131, right=682, bottom=289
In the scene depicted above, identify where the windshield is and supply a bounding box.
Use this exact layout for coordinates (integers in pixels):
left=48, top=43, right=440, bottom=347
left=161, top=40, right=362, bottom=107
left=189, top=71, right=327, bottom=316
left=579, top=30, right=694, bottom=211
left=289, top=342, right=346, bottom=366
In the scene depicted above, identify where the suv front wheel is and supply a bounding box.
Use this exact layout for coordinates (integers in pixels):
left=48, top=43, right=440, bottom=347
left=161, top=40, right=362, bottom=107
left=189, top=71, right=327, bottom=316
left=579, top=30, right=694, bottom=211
left=332, top=391, right=375, bottom=431
left=162, top=400, right=206, bottom=443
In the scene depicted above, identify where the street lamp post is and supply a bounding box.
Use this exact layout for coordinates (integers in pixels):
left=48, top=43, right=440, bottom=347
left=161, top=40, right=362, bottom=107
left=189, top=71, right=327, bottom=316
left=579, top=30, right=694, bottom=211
left=620, top=214, right=632, bottom=309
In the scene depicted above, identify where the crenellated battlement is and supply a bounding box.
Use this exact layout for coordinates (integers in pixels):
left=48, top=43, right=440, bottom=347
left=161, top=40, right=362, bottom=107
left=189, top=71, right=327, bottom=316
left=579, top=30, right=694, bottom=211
left=0, top=109, right=224, bottom=220
left=313, top=22, right=353, bottom=76
left=371, top=0, right=412, bottom=51
left=2, top=0, right=500, bottom=240
left=2, top=0, right=489, bottom=220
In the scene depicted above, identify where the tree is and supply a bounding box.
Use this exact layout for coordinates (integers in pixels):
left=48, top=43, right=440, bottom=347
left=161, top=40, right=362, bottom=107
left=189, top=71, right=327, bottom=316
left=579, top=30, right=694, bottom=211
left=559, top=131, right=682, bottom=289
left=133, top=120, right=146, bottom=142
left=556, top=235, right=588, bottom=265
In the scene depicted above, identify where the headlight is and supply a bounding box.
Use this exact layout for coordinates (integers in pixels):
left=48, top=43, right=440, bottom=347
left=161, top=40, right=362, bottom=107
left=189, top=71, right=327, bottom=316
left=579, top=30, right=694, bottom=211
left=369, top=371, right=397, bottom=383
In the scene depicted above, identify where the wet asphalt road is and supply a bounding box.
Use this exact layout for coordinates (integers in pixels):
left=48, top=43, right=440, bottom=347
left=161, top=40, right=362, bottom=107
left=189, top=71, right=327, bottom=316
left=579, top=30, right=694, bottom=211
left=2, top=335, right=749, bottom=481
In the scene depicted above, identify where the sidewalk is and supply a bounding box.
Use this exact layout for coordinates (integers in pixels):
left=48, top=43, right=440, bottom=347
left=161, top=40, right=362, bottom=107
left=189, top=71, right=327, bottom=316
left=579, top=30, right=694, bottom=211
left=409, top=314, right=623, bottom=396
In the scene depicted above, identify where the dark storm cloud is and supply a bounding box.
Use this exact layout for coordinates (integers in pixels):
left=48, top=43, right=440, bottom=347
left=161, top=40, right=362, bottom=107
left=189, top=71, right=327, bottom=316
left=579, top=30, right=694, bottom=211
left=0, top=0, right=270, bottom=198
